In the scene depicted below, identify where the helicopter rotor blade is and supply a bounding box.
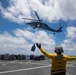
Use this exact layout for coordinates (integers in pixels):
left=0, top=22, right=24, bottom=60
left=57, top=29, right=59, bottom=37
left=34, top=11, right=42, bottom=21
left=22, top=18, right=39, bottom=21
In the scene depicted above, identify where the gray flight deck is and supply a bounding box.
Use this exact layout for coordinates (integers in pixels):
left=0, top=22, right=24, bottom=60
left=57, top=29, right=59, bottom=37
left=0, top=60, right=76, bottom=75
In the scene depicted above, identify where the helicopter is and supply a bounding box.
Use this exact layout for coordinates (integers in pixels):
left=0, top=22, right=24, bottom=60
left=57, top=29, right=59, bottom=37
left=22, top=11, right=64, bottom=34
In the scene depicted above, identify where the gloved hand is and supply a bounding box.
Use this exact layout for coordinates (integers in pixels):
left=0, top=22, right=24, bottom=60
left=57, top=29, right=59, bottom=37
left=36, top=43, right=41, bottom=49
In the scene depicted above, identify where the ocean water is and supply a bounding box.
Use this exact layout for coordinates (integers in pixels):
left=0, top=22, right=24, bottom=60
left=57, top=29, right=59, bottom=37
left=26, top=55, right=30, bottom=60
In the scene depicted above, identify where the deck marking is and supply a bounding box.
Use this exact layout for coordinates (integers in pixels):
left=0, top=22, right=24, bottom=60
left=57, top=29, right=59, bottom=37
left=66, top=72, right=70, bottom=75
left=0, top=65, right=50, bottom=74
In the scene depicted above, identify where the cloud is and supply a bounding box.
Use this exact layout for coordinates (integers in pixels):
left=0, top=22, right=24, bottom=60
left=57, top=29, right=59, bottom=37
left=0, top=0, right=32, bottom=23
left=0, top=0, right=76, bottom=55
left=66, top=26, right=76, bottom=39
left=14, top=29, right=56, bottom=52
left=0, top=0, right=76, bottom=24
left=0, top=27, right=76, bottom=55
left=58, top=0, right=76, bottom=20
left=61, top=26, right=76, bottom=55
left=0, top=29, right=56, bottom=55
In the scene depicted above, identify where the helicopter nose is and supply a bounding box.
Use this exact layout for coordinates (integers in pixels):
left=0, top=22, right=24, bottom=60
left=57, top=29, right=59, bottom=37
left=60, top=30, right=62, bottom=32
left=26, top=22, right=30, bottom=25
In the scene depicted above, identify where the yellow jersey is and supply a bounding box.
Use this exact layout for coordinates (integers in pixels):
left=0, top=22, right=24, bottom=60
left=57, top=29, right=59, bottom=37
left=39, top=48, right=76, bottom=74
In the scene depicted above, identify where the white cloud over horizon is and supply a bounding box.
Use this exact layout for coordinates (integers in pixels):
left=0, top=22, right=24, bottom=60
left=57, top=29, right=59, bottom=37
left=0, top=29, right=56, bottom=55
left=61, top=26, right=76, bottom=55
left=0, top=26, right=76, bottom=55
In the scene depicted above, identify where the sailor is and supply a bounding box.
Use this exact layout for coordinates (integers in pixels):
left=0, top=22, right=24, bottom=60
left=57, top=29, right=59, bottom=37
left=36, top=43, right=76, bottom=75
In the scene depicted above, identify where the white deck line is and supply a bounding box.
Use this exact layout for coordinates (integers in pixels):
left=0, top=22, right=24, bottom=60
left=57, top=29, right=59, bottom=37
left=0, top=65, right=50, bottom=74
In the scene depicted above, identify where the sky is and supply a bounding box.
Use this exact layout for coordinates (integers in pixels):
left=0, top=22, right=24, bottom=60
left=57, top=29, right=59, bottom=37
left=0, top=0, right=76, bottom=55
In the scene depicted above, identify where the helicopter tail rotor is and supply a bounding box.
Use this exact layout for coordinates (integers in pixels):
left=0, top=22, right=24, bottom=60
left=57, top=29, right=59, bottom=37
left=57, top=23, right=64, bottom=32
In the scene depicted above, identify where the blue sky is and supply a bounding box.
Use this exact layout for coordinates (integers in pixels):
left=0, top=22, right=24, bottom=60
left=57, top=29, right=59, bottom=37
left=0, top=0, right=76, bottom=55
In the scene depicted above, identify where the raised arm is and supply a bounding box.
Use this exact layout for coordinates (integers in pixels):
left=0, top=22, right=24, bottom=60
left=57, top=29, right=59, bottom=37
left=36, top=43, right=55, bottom=59
left=64, top=55, right=76, bottom=61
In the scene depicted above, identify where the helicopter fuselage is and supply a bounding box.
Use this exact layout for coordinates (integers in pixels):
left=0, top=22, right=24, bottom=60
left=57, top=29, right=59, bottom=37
left=26, top=21, right=62, bottom=32
left=26, top=21, right=50, bottom=29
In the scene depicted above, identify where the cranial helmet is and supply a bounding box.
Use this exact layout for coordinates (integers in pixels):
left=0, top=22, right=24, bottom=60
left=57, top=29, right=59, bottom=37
left=54, top=45, right=64, bottom=53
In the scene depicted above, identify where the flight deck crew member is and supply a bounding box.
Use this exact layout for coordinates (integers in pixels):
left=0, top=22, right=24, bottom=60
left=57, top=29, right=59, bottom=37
left=36, top=43, right=76, bottom=75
